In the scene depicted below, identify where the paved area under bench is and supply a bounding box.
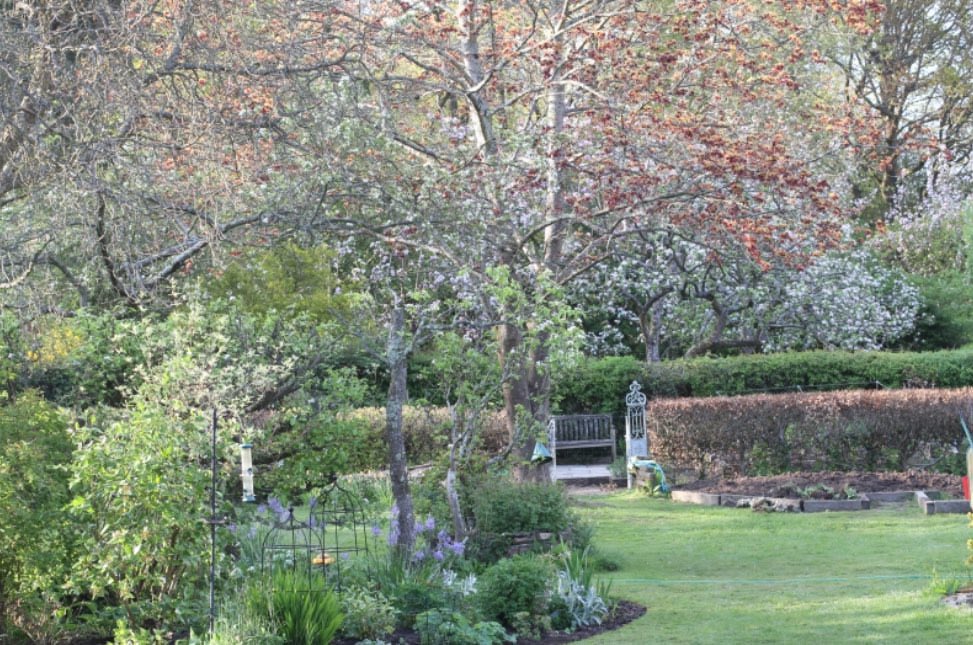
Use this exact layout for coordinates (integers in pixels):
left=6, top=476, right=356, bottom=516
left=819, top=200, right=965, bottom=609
left=554, top=464, right=612, bottom=484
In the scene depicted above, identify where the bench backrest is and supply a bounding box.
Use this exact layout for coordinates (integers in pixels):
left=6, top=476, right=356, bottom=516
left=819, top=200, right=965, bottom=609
left=548, top=414, right=615, bottom=444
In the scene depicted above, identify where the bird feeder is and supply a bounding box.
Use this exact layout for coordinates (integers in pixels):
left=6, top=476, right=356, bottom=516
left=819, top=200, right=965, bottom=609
left=240, top=442, right=256, bottom=502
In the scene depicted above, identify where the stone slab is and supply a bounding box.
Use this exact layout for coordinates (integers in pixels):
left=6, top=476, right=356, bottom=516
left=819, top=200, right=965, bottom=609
left=670, top=490, right=721, bottom=506
left=923, top=499, right=971, bottom=515
left=720, top=494, right=751, bottom=507
left=719, top=494, right=801, bottom=510
left=801, top=497, right=870, bottom=513
left=865, top=491, right=916, bottom=503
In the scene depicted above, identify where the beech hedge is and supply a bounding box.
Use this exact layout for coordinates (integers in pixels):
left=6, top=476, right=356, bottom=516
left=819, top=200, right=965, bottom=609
left=551, top=350, right=973, bottom=414
left=647, top=387, right=973, bottom=477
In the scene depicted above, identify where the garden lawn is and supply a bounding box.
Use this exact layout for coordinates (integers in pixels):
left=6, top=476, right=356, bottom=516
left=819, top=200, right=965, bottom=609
left=573, top=492, right=972, bottom=644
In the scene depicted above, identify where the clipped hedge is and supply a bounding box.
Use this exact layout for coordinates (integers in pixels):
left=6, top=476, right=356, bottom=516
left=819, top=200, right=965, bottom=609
left=648, top=387, right=973, bottom=477
left=552, top=350, right=973, bottom=413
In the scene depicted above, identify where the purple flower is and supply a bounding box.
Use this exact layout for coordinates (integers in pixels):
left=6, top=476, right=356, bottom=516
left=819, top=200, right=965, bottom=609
left=268, top=497, right=285, bottom=515
left=433, top=549, right=444, bottom=562
left=256, top=504, right=267, bottom=516
left=341, top=552, right=350, bottom=560
left=449, top=540, right=466, bottom=557
left=371, top=525, right=383, bottom=537
left=247, top=525, right=258, bottom=539
left=413, top=550, right=426, bottom=562
left=424, top=516, right=436, bottom=532
left=388, top=504, right=400, bottom=546
left=227, top=523, right=237, bottom=534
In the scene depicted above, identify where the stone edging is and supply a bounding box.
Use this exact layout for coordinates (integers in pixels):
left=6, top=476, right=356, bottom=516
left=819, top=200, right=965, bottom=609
left=670, top=489, right=971, bottom=514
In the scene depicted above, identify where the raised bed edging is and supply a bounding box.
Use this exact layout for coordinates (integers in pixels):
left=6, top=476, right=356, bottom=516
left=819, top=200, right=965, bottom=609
left=802, top=497, right=870, bottom=512
left=669, top=489, right=971, bottom=513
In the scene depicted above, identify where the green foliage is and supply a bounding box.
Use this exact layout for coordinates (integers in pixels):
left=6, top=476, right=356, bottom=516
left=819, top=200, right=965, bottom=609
left=209, top=242, right=367, bottom=326
left=337, top=586, right=398, bottom=641
left=0, top=391, right=74, bottom=637
left=649, top=387, right=973, bottom=477
left=414, top=609, right=512, bottom=645
left=0, top=311, right=24, bottom=398
left=258, top=370, right=373, bottom=498
left=467, top=479, right=591, bottom=563
left=196, top=585, right=285, bottom=645
left=552, top=350, right=973, bottom=414
left=553, top=544, right=613, bottom=629
left=24, top=310, right=147, bottom=409
left=908, top=271, right=973, bottom=349
left=64, top=403, right=217, bottom=632
left=551, top=355, right=642, bottom=413
left=471, top=481, right=572, bottom=536
left=476, top=555, right=553, bottom=626
left=245, top=568, right=343, bottom=645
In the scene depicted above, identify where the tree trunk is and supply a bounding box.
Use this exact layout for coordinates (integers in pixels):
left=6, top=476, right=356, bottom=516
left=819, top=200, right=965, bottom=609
left=386, top=301, right=415, bottom=554
left=497, top=319, right=551, bottom=482
left=445, top=402, right=469, bottom=539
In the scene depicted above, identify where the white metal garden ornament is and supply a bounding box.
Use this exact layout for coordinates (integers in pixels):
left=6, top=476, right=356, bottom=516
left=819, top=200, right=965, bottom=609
left=625, top=381, right=648, bottom=489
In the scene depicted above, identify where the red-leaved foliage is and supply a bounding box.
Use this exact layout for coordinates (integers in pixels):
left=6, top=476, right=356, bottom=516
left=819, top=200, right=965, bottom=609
left=648, top=387, right=973, bottom=477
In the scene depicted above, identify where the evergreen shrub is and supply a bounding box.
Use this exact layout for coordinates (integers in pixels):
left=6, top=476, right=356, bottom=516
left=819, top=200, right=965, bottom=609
left=551, top=350, right=973, bottom=413
left=468, top=480, right=589, bottom=563
left=477, top=555, right=553, bottom=627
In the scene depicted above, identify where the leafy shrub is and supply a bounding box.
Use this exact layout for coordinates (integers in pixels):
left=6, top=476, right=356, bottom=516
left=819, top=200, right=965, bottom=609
left=414, top=609, right=512, bottom=645
left=338, top=586, right=397, bottom=641
left=24, top=311, right=147, bottom=409
left=246, top=568, right=343, bottom=645
left=471, top=481, right=571, bottom=536
left=64, top=404, right=217, bottom=633
left=0, top=391, right=74, bottom=639
left=390, top=579, right=449, bottom=628
left=649, top=387, right=973, bottom=476
left=468, top=480, right=591, bottom=563
left=908, top=272, right=973, bottom=350
left=477, top=555, right=553, bottom=627
left=510, top=611, right=552, bottom=641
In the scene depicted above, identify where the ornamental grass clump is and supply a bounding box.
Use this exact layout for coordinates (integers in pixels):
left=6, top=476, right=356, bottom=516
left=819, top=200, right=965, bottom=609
left=245, top=568, right=343, bottom=645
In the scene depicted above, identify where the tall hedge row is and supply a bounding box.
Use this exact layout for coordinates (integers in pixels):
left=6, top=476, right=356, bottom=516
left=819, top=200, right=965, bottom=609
left=647, top=387, right=973, bottom=477
left=552, top=350, right=973, bottom=413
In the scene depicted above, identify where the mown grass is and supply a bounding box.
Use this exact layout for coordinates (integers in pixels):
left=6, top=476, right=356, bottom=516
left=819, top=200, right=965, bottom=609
left=573, top=492, right=973, bottom=643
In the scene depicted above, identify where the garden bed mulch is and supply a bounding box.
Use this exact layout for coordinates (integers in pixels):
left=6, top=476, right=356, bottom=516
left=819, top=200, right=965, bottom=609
left=332, top=600, right=646, bottom=645
left=674, top=470, right=964, bottom=498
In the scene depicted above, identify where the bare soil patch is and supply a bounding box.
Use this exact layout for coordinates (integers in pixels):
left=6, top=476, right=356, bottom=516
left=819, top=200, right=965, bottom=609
left=675, top=470, right=964, bottom=498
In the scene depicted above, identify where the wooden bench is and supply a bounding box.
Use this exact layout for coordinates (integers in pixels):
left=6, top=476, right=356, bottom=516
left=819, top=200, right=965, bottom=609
left=547, top=414, right=617, bottom=478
